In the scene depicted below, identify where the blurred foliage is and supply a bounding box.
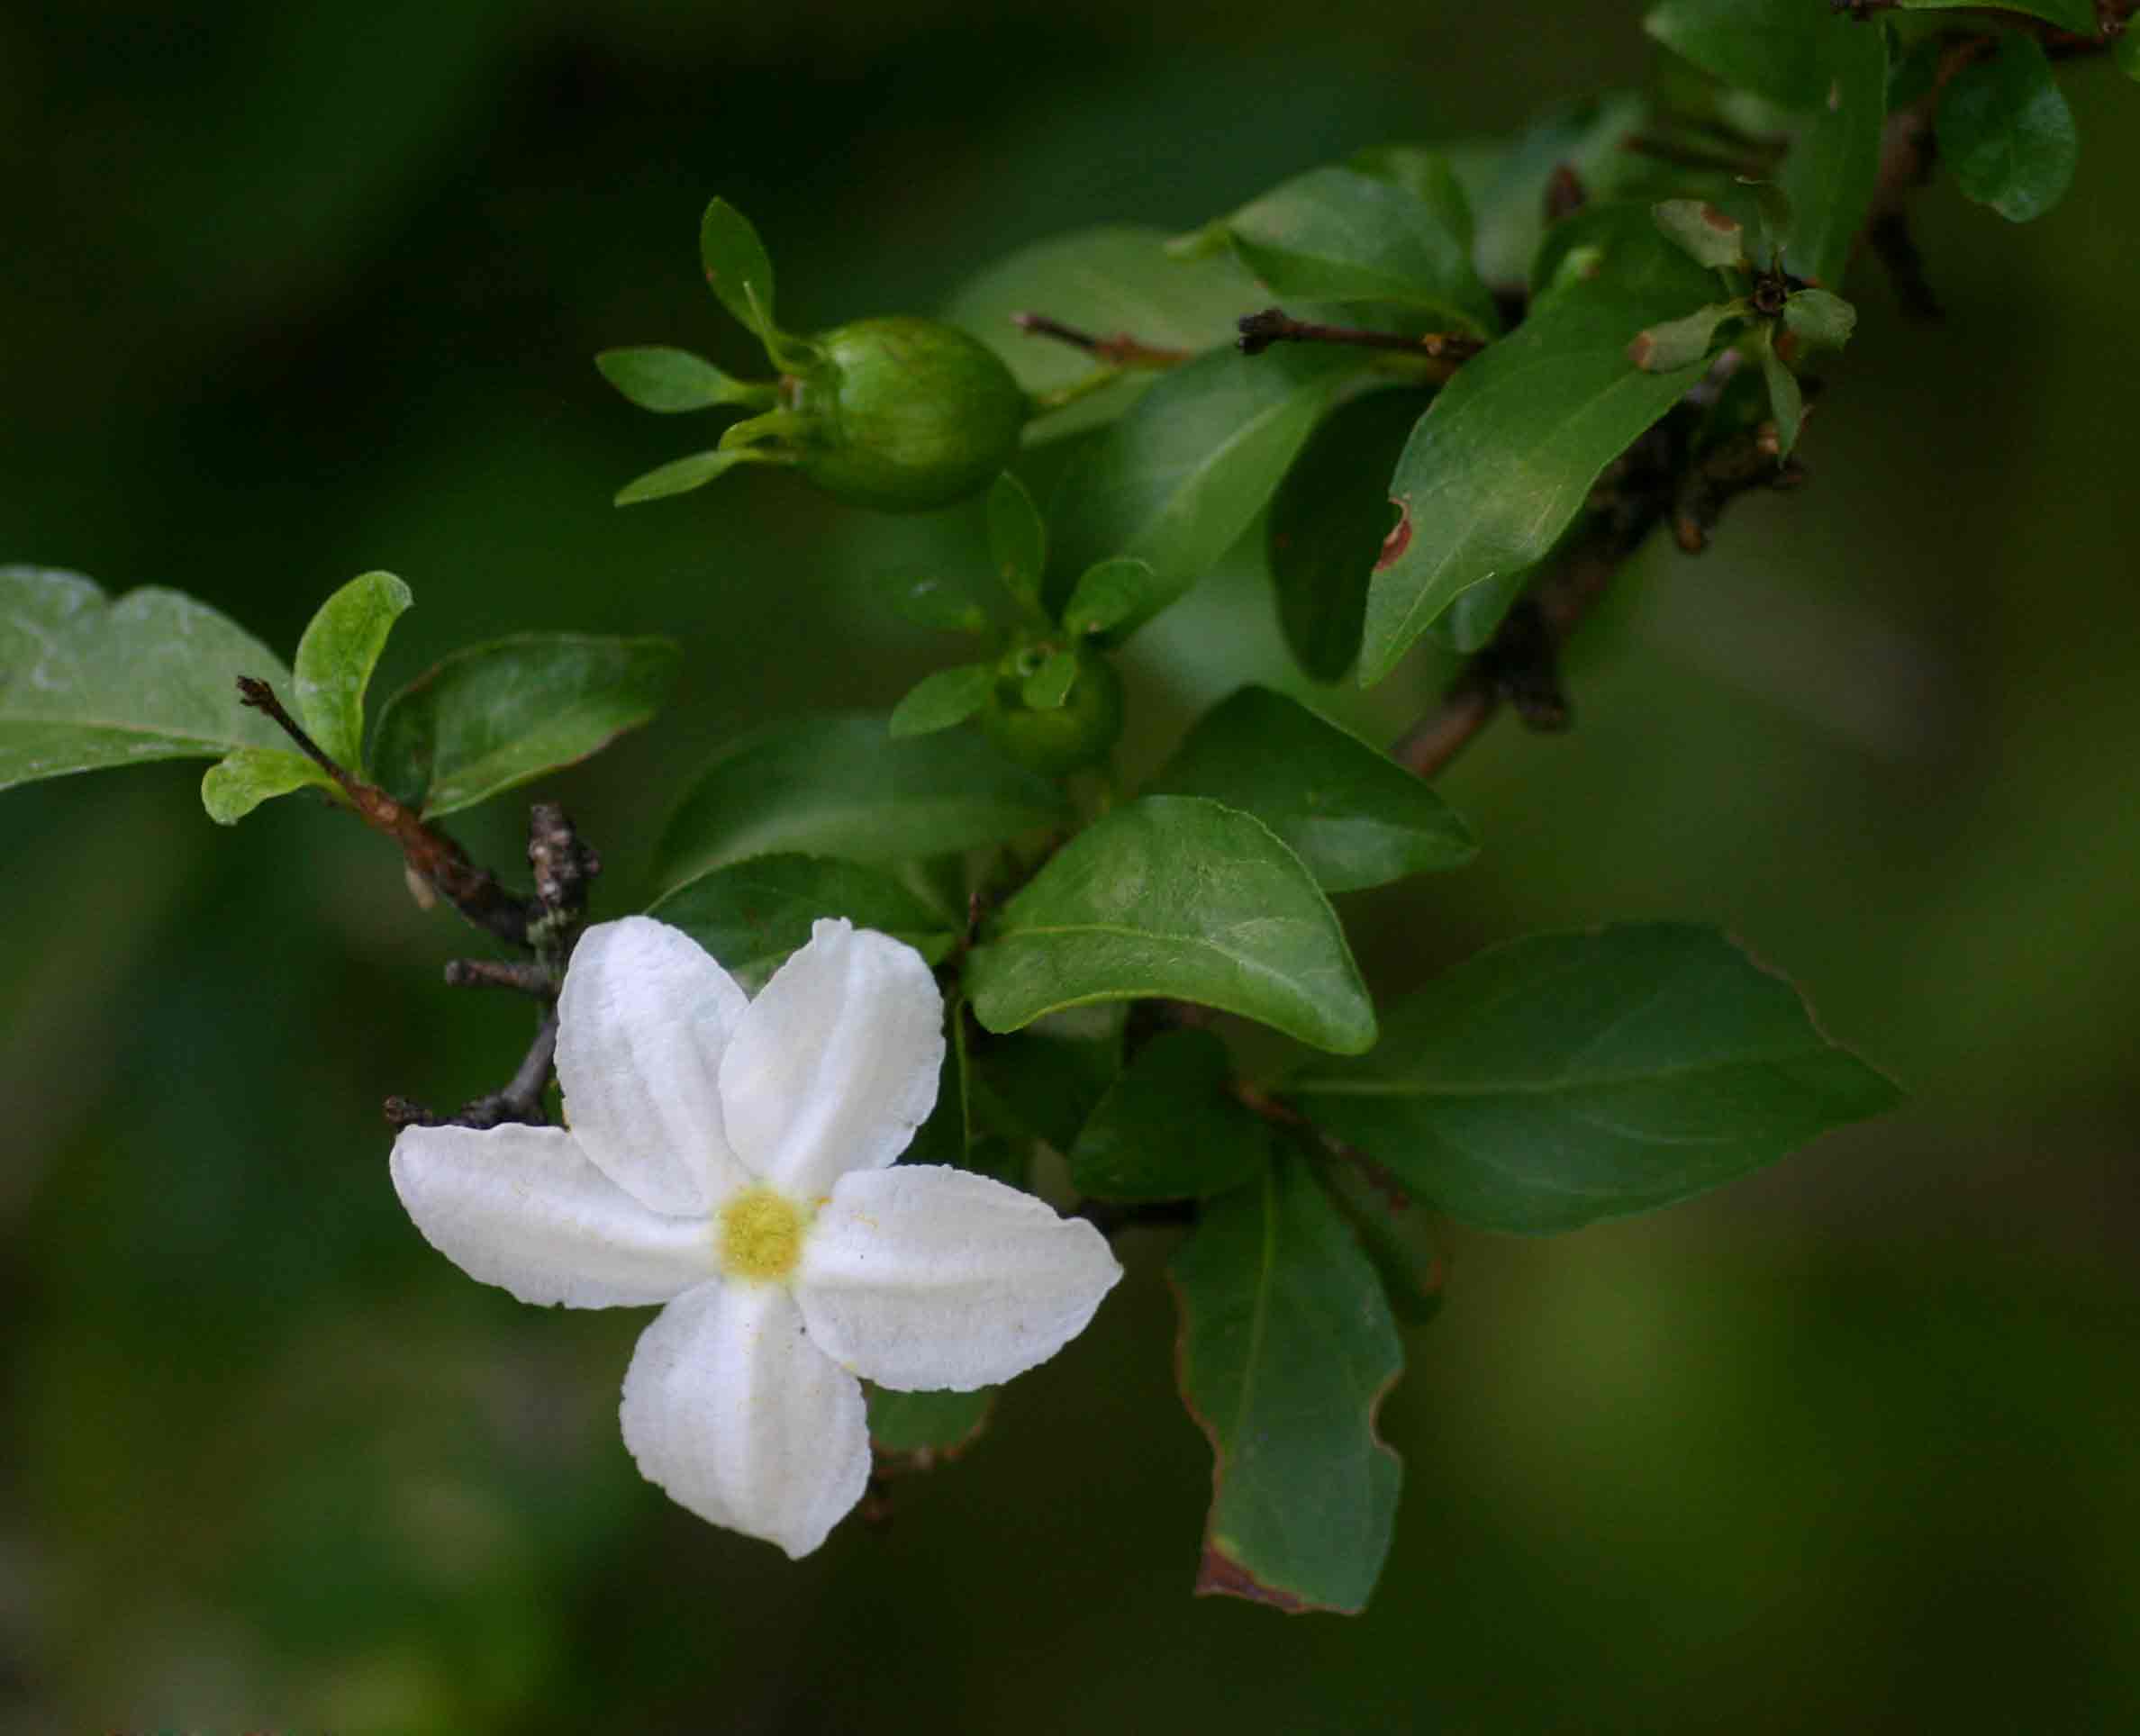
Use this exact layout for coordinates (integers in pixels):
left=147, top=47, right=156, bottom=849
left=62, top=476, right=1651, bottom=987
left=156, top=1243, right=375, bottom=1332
left=4, top=0, right=2138, bottom=1729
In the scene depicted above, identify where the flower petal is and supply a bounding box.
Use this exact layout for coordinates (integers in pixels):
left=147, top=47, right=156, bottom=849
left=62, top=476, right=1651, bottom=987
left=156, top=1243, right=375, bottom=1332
left=717, top=918, right=946, bottom=1198
left=390, top=1123, right=715, bottom=1307
left=619, top=1279, right=870, bottom=1558
left=793, top=1164, right=1122, bottom=1391
left=556, top=916, right=752, bottom=1216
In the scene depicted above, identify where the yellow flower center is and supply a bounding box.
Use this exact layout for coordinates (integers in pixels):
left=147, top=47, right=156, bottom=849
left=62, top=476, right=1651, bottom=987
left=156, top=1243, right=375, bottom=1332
left=717, top=1187, right=808, bottom=1284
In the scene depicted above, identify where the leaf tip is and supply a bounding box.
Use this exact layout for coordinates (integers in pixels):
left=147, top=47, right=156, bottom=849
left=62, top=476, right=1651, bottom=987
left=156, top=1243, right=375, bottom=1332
left=1193, top=1545, right=1323, bottom=1614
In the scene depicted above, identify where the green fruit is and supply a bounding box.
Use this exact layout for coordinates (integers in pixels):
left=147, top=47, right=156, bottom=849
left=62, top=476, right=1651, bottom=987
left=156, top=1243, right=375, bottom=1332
left=980, top=648, right=1125, bottom=777
left=788, top=317, right=1028, bottom=512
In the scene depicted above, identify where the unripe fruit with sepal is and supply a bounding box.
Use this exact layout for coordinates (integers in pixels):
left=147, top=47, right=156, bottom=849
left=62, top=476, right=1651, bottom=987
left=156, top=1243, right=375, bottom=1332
left=980, top=646, right=1125, bottom=777
left=787, top=318, right=1028, bottom=512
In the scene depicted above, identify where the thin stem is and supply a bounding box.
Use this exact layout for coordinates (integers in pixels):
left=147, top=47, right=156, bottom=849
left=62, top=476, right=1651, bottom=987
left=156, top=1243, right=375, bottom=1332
left=1236, top=307, right=1484, bottom=364
left=238, top=676, right=530, bottom=948
left=1011, top=312, right=1192, bottom=370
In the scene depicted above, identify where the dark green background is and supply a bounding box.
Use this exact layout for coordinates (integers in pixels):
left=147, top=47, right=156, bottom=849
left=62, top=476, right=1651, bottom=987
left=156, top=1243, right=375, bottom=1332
left=5, top=3, right=2138, bottom=1729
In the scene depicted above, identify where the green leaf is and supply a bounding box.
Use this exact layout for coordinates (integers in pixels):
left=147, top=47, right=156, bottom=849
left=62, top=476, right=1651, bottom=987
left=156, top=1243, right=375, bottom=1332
left=1645, top=0, right=1836, bottom=110
left=699, top=197, right=780, bottom=345
left=1783, top=287, right=1856, bottom=349
left=1936, top=36, right=2080, bottom=224
left=1628, top=299, right=1747, bottom=372
left=199, top=746, right=337, bottom=825
left=1060, top=556, right=1165, bottom=638
left=291, top=570, right=411, bottom=773
left=986, top=472, right=1047, bottom=613
left=1760, top=331, right=1806, bottom=459
left=1344, top=145, right=1478, bottom=257
left=1310, top=1153, right=1447, bottom=1325
left=889, top=664, right=997, bottom=738
left=2119, top=24, right=2140, bottom=82
left=1283, top=923, right=1901, bottom=1234
left=613, top=448, right=753, bottom=506
left=1653, top=199, right=1748, bottom=271
left=0, top=568, right=304, bottom=793
left=1428, top=565, right=1531, bottom=656
left=945, top=226, right=1257, bottom=440
left=1147, top=685, right=1475, bottom=892
left=1201, top=166, right=1499, bottom=334
left=1896, top=0, right=2095, bottom=33
left=1361, top=203, right=1716, bottom=683
left=967, top=1005, right=1126, bottom=1157
left=648, top=853, right=956, bottom=992
left=866, top=1386, right=993, bottom=1454
left=1777, top=16, right=1887, bottom=288
left=654, top=712, right=1068, bottom=893
left=966, top=795, right=1376, bottom=1054
left=872, top=571, right=991, bottom=635
left=1021, top=649, right=1079, bottom=710
left=370, top=635, right=680, bottom=818
left=594, top=347, right=771, bottom=413
left=1069, top=1028, right=1267, bottom=1201
left=1171, top=1153, right=1403, bottom=1614
left=1051, top=348, right=1356, bottom=638
left=1265, top=390, right=1428, bottom=683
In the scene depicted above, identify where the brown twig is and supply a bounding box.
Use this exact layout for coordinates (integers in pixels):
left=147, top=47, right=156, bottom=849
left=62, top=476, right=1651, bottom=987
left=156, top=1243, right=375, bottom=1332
left=1010, top=312, right=1192, bottom=370
left=1237, top=307, right=1484, bottom=365
left=385, top=1007, right=560, bottom=1131
left=236, top=676, right=530, bottom=948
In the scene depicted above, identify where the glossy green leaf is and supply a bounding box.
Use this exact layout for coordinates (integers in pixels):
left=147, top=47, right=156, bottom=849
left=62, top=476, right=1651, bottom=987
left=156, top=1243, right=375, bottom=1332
left=1069, top=1028, right=1267, bottom=1201
left=1051, top=348, right=1356, bottom=638
left=866, top=1386, right=993, bottom=1453
left=1777, top=16, right=1887, bottom=288
left=1344, top=145, right=1477, bottom=257
left=1645, top=0, right=1836, bottom=110
left=1201, top=166, right=1498, bottom=334
left=1936, top=36, right=2080, bottom=224
left=646, top=853, right=957, bottom=992
left=1172, top=1153, right=1403, bottom=1614
left=1060, top=556, right=1164, bottom=638
left=699, top=197, right=779, bottom=344
left=1628, top=300, right=1747, bottom=372
left=1783, top=287, right=1856, bottom=349
left=945, top=226, right=1257, bottom=439
left=986, top=472, right=1047, bottom=613
left=1362, top=203, right=1715, bottom=683
left=370, top=635, right=679, bottom=818
left=594, top=347, right=771, bottom=413
left=655, top=712, right=1068, bottom=893
left=291, top=570, right=410, bottom=773
left=1147, top=686, right=1475, bottom=892
left=966, top=795, right=1376, bottom=1054
left=1265, top=389, right=1428, bottom=683
left=0, top=568, right=304, bottom=792
left=872, top=571, right=991, bottom=635
left=1760, top=333, right=1806, bottom=459
left=1897, top=0, right=2094, bottom=32
left=1283, top=923, right=1901, bottom=1234
left=613, top=448, right=754, bottom=506
left=199, top=746, right=337, bottom=825
left=1653, top=199, right=1748, bottom=271
left=889, top=664, right=996, bottom=737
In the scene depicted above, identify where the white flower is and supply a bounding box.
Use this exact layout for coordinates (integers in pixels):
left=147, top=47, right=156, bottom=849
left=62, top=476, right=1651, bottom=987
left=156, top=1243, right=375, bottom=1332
left=389, top=914, right=1122, bottom=1558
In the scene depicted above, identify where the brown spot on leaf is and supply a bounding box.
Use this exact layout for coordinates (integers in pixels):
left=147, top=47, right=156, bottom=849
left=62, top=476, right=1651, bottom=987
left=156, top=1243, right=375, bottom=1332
left=1195, top=1546, right=1313, bottom=1612
left=1700, top=203, right=1737, bottom=232
left=1374, top=502, right=1412, bottom=570
left=1627, top=331, right=1658, bottom=369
